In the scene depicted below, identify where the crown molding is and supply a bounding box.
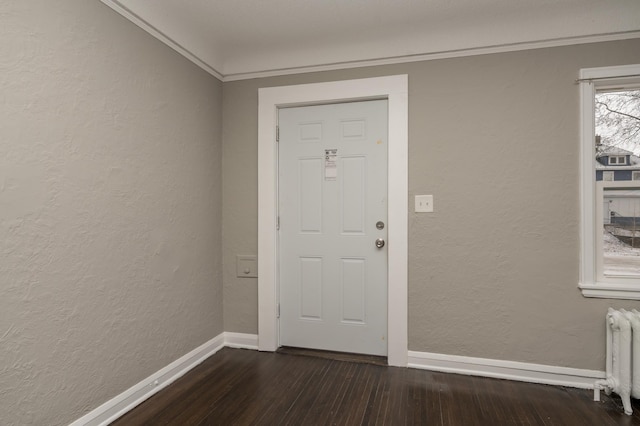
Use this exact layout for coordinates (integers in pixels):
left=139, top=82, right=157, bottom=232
left=100, top=0, right=640, bottom=83
left=100, top=0, right=224, bottom=81
left=223, top=31, right=640, bottom=81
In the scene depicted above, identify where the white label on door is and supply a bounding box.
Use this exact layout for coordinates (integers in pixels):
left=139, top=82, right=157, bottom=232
left=325, top=149, right=337, bottom=180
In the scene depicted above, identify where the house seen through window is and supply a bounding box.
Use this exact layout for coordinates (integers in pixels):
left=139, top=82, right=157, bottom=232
left=595, top=88, right=640, bottom=277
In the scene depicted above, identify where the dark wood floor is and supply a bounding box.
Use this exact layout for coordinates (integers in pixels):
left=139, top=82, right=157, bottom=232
left=112, top=347, right=640, bottom=425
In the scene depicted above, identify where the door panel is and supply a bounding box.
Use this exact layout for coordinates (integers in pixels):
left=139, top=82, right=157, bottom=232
left=341, top=156, right=366, bottom=233
left=278, top=99, right=388, bottom=356
left=341, top=258, right=366, bottom=323
left=299, top=257, right=323, bottom=319
left=298, top=158, right=323, bottom=233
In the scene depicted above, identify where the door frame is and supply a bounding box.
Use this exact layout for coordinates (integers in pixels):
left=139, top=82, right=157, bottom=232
left=257, top=75, right=408, bottom=367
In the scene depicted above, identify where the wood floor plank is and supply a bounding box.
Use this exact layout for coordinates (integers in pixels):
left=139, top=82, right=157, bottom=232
left=111, top=347, right=640, bottom=426
left=406, top=370, right=439, bottom=424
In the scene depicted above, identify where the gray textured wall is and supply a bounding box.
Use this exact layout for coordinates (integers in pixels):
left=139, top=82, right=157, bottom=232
left=222, top=39, right=640, bottom=369
left=1, top=2, right=223, bottom=425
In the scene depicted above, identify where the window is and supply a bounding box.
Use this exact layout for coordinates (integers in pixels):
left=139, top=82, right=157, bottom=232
left=609, top=156, right=627, bottom=165
left=580, top=64, right=640, bottom=299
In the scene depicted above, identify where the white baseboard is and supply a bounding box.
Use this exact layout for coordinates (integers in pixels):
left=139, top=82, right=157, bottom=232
left=407, top=351, right=605, bottom=389
left=224, top=332, right=259, bottom=350
left=71, top=334, right=605, bottom=425
left=70, top=333, right=226, bottom=426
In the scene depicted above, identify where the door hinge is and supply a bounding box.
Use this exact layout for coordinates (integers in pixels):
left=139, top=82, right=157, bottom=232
left=277, top=303, right=280, bottom=318
left=276, top=125, right=279, bottom=142
left=276, top=216, right=280, bottom=230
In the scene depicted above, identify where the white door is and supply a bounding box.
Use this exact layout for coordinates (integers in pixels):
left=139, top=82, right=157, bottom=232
left=278, top=100, right=388, bottom=356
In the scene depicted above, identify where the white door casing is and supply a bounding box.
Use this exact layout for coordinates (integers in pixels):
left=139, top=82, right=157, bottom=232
left=258, top=75, right=408, bottom=367
left=278, top=100, right=388, bottom=355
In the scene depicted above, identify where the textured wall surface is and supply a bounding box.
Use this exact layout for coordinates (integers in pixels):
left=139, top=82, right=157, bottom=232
left=1, top=2, right=223, bottom=425
left=222, top=39, right=640, bottom=369
left=2, top=2, right=639, bottom=423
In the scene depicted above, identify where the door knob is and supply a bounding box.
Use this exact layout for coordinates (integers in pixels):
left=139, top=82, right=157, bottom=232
left=375, top=238, right=385, bottom=249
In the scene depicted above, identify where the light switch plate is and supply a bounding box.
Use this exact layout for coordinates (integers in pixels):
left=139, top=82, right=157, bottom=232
left=236, top=255, right=257, bottom=278
left=415, top=195, right=434, bottom=213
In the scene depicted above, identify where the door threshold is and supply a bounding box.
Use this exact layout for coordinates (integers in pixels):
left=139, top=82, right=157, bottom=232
left=276, top=346, right=387, bottom=366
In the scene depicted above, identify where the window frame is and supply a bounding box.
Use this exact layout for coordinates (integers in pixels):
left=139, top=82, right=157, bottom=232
left=579, top=64, right=640, bottom=300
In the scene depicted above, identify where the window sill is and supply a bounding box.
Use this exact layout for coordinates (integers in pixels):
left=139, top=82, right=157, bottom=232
left=579, top=282, right=640, bottom=300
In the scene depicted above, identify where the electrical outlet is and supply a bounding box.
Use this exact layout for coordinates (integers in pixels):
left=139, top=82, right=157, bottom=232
left=415, top=195, right=434, bottom=213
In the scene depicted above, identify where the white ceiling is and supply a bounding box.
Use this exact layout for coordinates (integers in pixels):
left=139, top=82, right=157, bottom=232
left=101, top=0, right=640, bottom=81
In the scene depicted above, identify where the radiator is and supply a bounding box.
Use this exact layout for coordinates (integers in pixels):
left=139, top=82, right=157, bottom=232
left=594, top=308, right=640, bottom=415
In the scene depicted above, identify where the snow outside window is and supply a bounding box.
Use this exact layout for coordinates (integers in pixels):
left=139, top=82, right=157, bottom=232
left=579, top=64, right=640, bottom=300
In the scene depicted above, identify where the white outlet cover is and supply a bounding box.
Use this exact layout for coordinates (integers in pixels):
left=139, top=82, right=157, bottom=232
left=415, top=195, right=434, bottom=213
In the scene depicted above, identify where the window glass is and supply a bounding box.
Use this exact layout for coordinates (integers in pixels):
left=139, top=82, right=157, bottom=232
left=595, top=89, right=640, bottom=159
left=602, top=187, right=640, bottom=276
left=596, top=88, right=640, bottom=278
